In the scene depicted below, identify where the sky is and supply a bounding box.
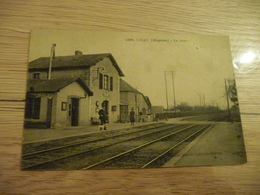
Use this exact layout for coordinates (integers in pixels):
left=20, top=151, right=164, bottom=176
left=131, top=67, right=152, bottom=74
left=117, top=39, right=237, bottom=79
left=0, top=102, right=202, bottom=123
left=29, top=30, right=235, bottom=109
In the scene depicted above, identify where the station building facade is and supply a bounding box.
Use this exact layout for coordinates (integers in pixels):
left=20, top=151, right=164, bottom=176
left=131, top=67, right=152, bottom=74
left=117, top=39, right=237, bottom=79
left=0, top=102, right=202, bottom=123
left=120, top=79, right=152, bottom=123
left=25, top=51, right=124, bottom=128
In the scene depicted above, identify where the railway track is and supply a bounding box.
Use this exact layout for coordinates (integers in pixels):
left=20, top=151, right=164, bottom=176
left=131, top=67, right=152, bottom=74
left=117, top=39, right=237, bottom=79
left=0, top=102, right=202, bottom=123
left=22, top=123, right=166, bottom=154
left=182, top=113, right=228, bottom=122
left=83, top=124, right=214, bottom=169
left=22, top=123, right=214, bottom=170
left=22, top=123, right=185, bottom=169
left=207, top=115, right=227, bottom=121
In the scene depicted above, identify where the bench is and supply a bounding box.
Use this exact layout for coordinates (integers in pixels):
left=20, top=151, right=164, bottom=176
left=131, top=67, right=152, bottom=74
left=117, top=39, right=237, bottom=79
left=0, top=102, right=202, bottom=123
left=91, top=117, right=100, bottom=125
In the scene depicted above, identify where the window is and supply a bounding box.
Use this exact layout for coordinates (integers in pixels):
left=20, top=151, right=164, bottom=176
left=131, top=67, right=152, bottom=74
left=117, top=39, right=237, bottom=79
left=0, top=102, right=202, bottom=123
left=104, top=75, right=109, bottom=90
left=25, top=96, right=41, bottom=119
left=110, top=77, right=113, bottom=91
left=99, top=73, right=103, bottom=89
left=32, top=73, right=40, bottom=79
left=99, top=73, right=112, bottom=91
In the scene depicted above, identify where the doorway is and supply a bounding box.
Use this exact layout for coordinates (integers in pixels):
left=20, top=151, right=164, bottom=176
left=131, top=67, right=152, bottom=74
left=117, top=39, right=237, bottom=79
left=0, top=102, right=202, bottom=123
left=71, top=98, right=79, bottom=126
left=120, top=105, right=128, bottom=122
left=46, top=98, right=53, bottom=128
left=102, top=100, right=109, bottom=123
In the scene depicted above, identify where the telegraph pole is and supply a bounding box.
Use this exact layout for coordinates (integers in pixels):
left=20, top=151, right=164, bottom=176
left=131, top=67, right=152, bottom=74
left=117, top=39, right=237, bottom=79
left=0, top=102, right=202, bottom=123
left=46, top=44, right=56, bottom=128
left=199, top=94, right=202, bottom=107
left=48, top=43, right=56, bottom=80
left=203, top=93, right=206, bottom=107
left=164, top=71, right=169, bottom=120
left=171, top=71, right=177, bottom=116
left=224, top=79, right=231, bottom=117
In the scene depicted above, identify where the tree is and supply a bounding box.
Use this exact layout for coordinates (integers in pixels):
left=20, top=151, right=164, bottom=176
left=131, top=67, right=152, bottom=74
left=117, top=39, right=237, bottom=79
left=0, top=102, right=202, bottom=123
left=228, top=79, right=239, bottom=106
left=176, top=102, right=193, bottom=112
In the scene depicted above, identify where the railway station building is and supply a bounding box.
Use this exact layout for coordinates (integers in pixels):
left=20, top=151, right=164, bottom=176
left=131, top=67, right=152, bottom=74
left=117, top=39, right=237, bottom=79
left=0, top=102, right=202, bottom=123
left=120, top=79, right=152, bottom=123
left=25, top=51, right=124, bottom=128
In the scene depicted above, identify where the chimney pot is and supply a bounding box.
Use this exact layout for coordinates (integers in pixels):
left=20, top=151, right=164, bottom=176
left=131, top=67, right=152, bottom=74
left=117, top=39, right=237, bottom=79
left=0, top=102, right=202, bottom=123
left=75, top=50, right=83, bottom=56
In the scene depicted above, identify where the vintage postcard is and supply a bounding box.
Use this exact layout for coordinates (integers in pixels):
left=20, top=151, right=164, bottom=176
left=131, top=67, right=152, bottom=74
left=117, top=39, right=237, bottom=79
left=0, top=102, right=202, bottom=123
left=21, top=30, right=247, bottom=170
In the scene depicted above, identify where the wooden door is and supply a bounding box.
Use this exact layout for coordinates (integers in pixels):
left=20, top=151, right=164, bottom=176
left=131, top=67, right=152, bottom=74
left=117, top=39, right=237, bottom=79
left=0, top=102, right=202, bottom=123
left=46, top=98, right=52, bottom=128
left=71, top=98, right=79, bottom=126
left=120, top=105, right=128, bottom=123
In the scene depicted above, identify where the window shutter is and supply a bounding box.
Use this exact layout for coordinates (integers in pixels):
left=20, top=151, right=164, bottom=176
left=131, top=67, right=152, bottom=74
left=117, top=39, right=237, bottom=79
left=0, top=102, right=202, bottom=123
left=110, top=77, right=113, bottom=91
left=99, top=73, right=103, bottom=89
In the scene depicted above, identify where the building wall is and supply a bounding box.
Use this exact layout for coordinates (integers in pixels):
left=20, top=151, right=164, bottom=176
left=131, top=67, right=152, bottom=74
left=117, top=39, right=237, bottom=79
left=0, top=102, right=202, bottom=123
left=24, top=93, right=55, bottom=129
left=120, top=92, right=150, bottom=117
left=120, top=93, right=128, bottom=105
left=55, top=82, right=90, bottom=127
left=24, top=94, right=49, bottom=122
left=28, top=56, right=121, bottom=124
left=89, top=57, right=120, bottom=123
left=39, top=95, right=48, bottom=122
left=25, top=83, right=90, bottom=128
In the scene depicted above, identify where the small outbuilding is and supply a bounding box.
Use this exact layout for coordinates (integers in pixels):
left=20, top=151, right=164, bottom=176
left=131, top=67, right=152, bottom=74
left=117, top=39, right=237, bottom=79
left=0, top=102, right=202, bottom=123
left=25, top=77, right=93, bottom=128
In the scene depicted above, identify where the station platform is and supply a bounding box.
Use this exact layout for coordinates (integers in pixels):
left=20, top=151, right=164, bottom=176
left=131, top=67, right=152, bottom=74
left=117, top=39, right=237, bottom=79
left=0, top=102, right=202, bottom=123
left=22, top=116, right=190, bottom=143
left=22, top=121, right=156, bottom=143
left=163, top=122, right=247, bottom=167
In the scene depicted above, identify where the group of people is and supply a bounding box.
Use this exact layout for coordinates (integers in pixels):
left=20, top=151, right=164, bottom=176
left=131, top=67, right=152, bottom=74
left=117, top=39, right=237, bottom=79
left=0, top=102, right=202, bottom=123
left=98, top=107, right=137, bottom=130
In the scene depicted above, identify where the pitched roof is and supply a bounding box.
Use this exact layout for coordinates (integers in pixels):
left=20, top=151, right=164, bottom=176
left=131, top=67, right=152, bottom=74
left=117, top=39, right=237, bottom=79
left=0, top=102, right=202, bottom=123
left=144, top=96, right=152, bottom=107
left=29, top=53, right=124, bottom=77
left=27, top=77, right=93, bottom=96
left=120, top=79, right=152, bottom=107
left=120, top=79, right=142, bottom=94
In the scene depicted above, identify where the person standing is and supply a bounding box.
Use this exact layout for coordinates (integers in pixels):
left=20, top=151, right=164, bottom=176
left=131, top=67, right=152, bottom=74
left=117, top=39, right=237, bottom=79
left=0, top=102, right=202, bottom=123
left=130, top=108, right=135, bottom=126
left=98, top=106, right=107, bottom=130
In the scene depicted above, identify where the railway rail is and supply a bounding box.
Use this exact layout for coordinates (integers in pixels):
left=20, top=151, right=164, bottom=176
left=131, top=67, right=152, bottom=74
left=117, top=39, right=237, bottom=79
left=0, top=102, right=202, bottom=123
left=22, top=123, right=185, bottom=169
left=182, top=113, right=228, bottom=122
left=83, top=124, right=214, bottom=169
left=22, top=123, right=214, bottom=170
left=22, top=123, right=166, bottom=154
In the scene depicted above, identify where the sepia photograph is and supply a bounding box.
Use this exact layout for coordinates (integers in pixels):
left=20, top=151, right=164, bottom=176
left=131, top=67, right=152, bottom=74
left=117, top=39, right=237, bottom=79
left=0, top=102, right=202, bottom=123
left=21, top=30, right=247, bottom=170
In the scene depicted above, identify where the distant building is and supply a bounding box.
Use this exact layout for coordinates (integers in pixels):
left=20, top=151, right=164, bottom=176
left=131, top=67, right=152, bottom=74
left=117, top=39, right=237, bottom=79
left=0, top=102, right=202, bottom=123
left=120, top=79, right=152, bottom=122
left=151, top=106, right=164, bottom=114
left=25, top=51, right=124, bottom=128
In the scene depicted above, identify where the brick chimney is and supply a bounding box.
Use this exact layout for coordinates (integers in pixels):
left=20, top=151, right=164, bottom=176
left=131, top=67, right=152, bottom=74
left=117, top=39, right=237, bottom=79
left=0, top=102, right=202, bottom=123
left=75, top=50, right=83, bottom=56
